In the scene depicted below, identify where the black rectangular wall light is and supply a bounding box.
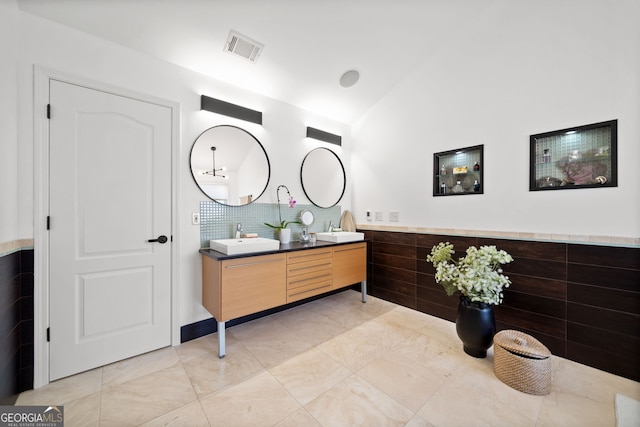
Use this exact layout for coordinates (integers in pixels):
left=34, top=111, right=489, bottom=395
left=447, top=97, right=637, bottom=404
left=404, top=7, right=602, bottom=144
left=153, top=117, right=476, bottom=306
left=306, top=126, right=342, bottom=146
left=201, top=95, right=263, bottom=125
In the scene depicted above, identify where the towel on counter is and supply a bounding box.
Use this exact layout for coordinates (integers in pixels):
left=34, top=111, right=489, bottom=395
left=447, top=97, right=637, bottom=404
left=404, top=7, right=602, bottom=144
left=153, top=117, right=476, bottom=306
left=340, top=210, right=356, bottom=232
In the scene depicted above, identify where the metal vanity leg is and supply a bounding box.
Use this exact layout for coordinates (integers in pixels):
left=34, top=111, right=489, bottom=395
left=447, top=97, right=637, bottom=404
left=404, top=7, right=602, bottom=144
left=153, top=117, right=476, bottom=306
left=361, top=280, right=367, bottom=303
left=217, top=321, right=226, bottom=358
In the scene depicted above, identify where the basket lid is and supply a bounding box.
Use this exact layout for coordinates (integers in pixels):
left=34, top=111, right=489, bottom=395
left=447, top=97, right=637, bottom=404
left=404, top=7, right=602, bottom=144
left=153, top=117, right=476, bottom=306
left=494, top=330, right=551, bottom=359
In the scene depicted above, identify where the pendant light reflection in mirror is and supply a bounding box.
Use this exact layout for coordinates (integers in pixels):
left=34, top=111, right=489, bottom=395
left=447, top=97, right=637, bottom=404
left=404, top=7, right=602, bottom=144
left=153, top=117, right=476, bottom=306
left=190, top=125, right=270, bottom=206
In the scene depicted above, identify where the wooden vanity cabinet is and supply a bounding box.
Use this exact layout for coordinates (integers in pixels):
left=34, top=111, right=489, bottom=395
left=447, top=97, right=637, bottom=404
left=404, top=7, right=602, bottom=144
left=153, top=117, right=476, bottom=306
left=202, top=253, right=286, bottom=322
left=286, top=247, right=333, bottom=303
left=201, top=241, right=367, bottom=358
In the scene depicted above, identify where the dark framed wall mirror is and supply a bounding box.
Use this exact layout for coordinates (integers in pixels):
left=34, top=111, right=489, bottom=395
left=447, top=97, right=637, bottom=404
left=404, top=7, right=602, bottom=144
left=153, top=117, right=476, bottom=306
left=300, top=147, right=346, bottom=208
left=190, top=125, right=271, bottom=206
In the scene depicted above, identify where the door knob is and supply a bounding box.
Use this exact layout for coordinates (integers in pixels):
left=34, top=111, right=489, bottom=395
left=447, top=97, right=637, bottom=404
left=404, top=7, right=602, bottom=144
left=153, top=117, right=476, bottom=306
left=148, top=235, right=168, bottom=244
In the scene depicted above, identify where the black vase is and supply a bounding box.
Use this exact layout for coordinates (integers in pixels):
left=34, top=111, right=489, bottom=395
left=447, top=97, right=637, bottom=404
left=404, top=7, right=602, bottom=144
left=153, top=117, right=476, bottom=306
left=455, top=296, right=496, bottom=358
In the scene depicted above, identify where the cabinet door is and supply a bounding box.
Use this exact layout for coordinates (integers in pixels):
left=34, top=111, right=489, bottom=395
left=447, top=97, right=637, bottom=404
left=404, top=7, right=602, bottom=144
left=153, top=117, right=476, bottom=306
left=286, top=248, right=333, bottom=303
left=202, top=255, right=222, bottom=320
left=220, top=253, right=286, bottom=320
left=333, top=242, right=367, bottom=289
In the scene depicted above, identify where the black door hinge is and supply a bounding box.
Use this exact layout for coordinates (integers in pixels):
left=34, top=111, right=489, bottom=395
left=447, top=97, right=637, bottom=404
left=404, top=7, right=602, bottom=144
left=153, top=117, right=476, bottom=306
left=47, top=104, right=51, bottom=119
left=47, top=327, right=50, bottom=342
left=47, top=216, right=51, bottom=230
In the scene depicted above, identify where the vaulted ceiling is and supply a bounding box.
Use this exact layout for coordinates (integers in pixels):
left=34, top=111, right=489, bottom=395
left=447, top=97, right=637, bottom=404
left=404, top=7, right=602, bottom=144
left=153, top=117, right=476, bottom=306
left=18, top=0, right=506, bottom=123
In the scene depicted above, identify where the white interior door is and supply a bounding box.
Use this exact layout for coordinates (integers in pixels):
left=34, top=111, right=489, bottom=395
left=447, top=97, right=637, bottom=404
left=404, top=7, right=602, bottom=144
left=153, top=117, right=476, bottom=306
left=48, top=80, right=172, bottom=380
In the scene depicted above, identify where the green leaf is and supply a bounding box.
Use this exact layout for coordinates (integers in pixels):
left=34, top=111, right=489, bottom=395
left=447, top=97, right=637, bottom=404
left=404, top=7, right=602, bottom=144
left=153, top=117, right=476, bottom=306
left=264, top=220, right=301, bottom=229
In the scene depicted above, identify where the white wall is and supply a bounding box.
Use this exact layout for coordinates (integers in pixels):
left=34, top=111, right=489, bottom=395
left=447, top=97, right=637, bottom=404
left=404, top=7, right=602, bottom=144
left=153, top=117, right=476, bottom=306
left=11, top=0, right=638, bottom=333
left=16, top=11, right=350, bottom=327
left=352, top=0, right=640, bottom=239
left=0, top=1, right=19, bottom=244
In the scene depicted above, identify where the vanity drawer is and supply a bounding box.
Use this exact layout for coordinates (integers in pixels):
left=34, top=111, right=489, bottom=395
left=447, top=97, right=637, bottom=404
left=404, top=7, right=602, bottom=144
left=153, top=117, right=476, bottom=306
left=287, top=247, right=332, bottom=265
left=287, top=257, right=332, bottom=276
left=286, top=248, right=332, bottom=284
left=286, top=273, right=333, bottom=302
left=286, top=247, right=333, bottom=302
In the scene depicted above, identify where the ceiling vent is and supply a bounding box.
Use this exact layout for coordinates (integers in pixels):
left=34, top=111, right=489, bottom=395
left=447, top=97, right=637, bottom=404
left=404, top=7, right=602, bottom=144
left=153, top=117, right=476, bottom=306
left=224, top=30, right=263, bottom=63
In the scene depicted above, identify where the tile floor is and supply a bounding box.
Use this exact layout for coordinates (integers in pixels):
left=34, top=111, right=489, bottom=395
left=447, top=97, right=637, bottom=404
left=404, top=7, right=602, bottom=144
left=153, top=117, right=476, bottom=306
left=16, top=290, right=640, bottom=426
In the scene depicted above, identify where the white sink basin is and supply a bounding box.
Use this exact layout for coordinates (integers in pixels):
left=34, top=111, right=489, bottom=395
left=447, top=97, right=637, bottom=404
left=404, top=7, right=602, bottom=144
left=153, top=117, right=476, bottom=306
left=209, top=237, right=280, bottom=255
left=316, top=231, right=365, bottom=243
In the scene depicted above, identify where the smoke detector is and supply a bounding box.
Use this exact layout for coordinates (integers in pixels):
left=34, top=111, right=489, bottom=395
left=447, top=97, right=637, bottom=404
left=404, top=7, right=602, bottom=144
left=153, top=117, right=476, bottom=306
left=224, top=30, right=264, bottom=63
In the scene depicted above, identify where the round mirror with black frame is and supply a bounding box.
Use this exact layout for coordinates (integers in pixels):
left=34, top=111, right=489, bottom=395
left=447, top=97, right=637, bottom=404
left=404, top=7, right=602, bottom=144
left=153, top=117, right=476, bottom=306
left=190, top=125, right=270, bottom=206
left=300, top=147, right=346, bottom=208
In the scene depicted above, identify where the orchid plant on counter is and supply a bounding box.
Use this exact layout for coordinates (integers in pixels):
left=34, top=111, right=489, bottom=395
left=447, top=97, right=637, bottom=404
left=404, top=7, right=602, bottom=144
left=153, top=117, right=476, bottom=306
left=264, top=185, right=301, bottom=229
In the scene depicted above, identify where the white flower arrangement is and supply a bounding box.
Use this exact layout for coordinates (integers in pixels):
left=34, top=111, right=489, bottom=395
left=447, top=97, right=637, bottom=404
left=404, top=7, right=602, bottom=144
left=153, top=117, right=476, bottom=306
left=426, top=242, right=514, bottom=305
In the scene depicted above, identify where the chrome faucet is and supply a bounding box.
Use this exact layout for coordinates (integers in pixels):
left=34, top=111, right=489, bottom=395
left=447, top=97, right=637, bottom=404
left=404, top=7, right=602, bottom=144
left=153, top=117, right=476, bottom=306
left=327, top=220, right=334, bottom=232
left=235, top=223, right=243, bottom=238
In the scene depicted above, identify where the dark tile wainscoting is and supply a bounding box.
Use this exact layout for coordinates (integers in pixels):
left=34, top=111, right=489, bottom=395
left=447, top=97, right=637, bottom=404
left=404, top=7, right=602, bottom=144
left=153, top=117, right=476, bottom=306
left=361, top=230, right=640, bottom=382
left=0, top=248, right=34, bottom=404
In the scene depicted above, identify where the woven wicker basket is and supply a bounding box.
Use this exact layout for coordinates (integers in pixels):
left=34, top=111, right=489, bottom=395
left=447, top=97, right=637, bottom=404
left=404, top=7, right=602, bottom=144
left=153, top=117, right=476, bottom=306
left=493, top=330, right=552, bottom=395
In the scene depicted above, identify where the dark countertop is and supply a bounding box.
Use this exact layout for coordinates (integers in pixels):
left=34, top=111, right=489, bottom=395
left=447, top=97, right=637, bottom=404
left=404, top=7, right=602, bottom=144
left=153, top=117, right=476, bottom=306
left=199, top=239, right=365, bottom=261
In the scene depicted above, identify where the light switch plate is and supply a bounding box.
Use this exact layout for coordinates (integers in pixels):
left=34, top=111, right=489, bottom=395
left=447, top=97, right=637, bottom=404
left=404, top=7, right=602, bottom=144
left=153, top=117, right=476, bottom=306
left=374, top=211, right=383, bottom=221
left=389, top=211, right=400, bottom=222
left=192, top=212, right=200, bottom=225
